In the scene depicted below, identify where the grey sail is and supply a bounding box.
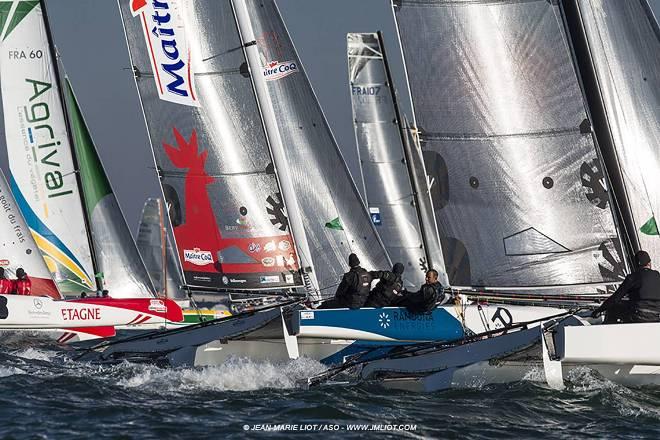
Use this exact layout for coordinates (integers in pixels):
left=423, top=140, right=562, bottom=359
left=136, top=198, right=186, bottom=299
left=574, top=0, right=660, bottom=261
left=119, top=0, right=303, bottom=291
left=347, top=32, right=442, bottom=287
left=242, top=0, right=392, bottom=296
left=393, top=0, right=623, bottom=291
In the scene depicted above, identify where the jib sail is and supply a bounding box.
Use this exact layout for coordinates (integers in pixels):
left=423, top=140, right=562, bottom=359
left=63, top=77, right=156, bottom=298
left=392, top=0, right=623, bottom=291
left=119, top=0, right=303, bottom=291
left=571, top=0, right=660, bottom=262
left=347, top=32, right=445, bottom=287
left=136, top=198, right=185, bottom=299
left=237, top=0, right=392, bottom=296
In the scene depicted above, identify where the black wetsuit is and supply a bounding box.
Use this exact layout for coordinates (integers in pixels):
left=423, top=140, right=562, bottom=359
left=319, top=266, right=373, bottom=309
left=364, top=271, right=404, bottom=308
left=595, top=267, right=660, bottom=323
left=398, top=281, right=443, bottom=313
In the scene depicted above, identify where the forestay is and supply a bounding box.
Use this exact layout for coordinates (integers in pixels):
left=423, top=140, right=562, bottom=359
left=575, top=0, right=660, bottom=261
left=347, top=32, right=431, bottom=287
left=0, top=0, right=95, bottom=293
left=393, top=0, right=623, bottom=291
left=119, top=0, right=303, bottom=291
left=243, top=1, right=391, bottom=296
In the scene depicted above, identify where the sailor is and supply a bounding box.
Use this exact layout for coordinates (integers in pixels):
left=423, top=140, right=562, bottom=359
left=398, top=269, right=447, bottom=313
left=365, top=263, right=405, bottom=308
left=14, top=268, right=31, bottom=296
left=0, top=268, right=13, bottom=294
left=319, top=253, right=373, bottom=309
left=592, top=250, right=660, bottom=323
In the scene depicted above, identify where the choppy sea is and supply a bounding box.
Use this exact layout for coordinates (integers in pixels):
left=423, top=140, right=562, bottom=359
left=1, top=334, right=659, bottom=439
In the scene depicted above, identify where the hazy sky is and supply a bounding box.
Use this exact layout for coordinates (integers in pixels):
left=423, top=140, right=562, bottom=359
left=0, top=0, right=658, bottom=237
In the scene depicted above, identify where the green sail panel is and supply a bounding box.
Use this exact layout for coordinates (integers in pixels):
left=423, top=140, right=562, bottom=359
left=641, top=217, right=659, bottom=236
left=63, top=77, right=155, bottom=298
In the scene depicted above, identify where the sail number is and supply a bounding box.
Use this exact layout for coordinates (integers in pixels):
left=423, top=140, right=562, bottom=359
left=8, top=50, right=43, bottom=60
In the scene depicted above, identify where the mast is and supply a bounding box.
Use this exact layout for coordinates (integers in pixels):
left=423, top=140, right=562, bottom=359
left=40, top=0, right=102, bottom=291
left=559, top=0, right=637, bottom=269
left=231, top=0, right=320, bottom=298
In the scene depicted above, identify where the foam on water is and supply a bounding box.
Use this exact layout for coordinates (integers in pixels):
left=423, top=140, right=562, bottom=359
left=0, top=366, right=25, bottom=377
left=118, top=357, right=326, bottom=393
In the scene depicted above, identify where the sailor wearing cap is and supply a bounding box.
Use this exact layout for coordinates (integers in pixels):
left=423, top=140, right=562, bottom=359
left=592, top=250, right=660, bottom=323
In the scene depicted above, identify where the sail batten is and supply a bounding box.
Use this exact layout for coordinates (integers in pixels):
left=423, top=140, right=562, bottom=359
left=393, top=0, right=624, bottom=290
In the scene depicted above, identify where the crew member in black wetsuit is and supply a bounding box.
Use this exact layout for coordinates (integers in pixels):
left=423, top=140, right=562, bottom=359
left=319, top=253, right=373, bottom=309
left=398, top=269, right=447, bottom=313
left=365, top=262, right=406, bottom=308
left=592, top=250, right=660, bottom=323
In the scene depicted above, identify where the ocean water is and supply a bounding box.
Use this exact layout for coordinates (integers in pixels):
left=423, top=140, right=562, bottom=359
left=1, top=336, right=660, bottom=439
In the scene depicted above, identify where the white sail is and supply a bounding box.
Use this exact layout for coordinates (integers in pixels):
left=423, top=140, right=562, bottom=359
left=0, top=0, right=95, bottom=293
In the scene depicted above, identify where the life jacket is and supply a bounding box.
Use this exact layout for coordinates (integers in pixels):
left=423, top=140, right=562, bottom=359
left=0, top=278, right=13, bottom=294
left=15, top=277, right=31, bottom=295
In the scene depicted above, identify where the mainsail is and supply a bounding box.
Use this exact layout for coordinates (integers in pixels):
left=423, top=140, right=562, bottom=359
left=0, top=0, right=155, bottom=298
left=120, top=0, right=303, bottom=291
left=238, top=0, right=392, bottom=296
left=347, top=32, right=445, bottom=287
left=392, top=0, right=623, bottom=291
left=0, top=170, right=61, bottom=299
left=570, top=0, right=660, bottom=261
left=136, top=198, right=185, bottom=299
left=1, top=0, right=95, bottom=293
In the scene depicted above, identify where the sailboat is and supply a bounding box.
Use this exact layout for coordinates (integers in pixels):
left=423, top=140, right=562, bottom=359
left=75, top=0, right=574, bottom=367
left=0, top=0, right=157, bottom=300
left=313, top=0, right=660, bottom=391
left=0, top=167, right=182, bottom=338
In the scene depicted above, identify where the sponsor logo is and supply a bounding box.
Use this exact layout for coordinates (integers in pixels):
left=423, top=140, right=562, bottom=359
left=378, top=312, right=391, bottom=329
left=369, top=207, right=381, bottom=226
left=286, top=254, right=297, bottom=266
left=351, top=85, right=381, bottom=96
left=61, top=308, right=101, bottom=321
left=248, top=242, right=261, bottom=253
left=278, top=240, right=291, bottom=251
left=148, top=299, right=167, bottom=313
left=33, top=299, right=43, bottom=309
left=131, top=0, right=198, bottom=107
left=263, top=60, right=298, bottom=81
left=222, top=276, right=229, bottom=285
left=285, top=274, right=294, bottom=284
left=230, top=278, right=247, bottom=284
left=184, top=248, right=213, bottom=266
left=260, top=275, right=280, bottom=284
left=276, top=255, right=284, bottom=267
left=300, top=311, right=314, bottom=320
left=264, top=241, right=276, bottom=252
left=0, top=259, right=9, bottom=266
left=261, top=257, right=275, bottom=267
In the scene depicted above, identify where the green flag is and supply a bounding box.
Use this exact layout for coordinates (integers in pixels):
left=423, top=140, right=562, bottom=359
left=325, top=217, right=344, bottom=231
left=640, top=216, right=659, bottom=236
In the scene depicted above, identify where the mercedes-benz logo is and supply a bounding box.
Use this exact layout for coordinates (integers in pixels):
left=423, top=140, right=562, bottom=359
left=33, top=299, right=43, bottom=309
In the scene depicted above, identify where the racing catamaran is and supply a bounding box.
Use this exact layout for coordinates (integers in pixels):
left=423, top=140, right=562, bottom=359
left=310, top=0, right=660, bottom=391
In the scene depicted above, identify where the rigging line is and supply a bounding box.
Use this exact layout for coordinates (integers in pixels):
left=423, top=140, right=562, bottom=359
left=420, top=126, right=583, bottom=142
